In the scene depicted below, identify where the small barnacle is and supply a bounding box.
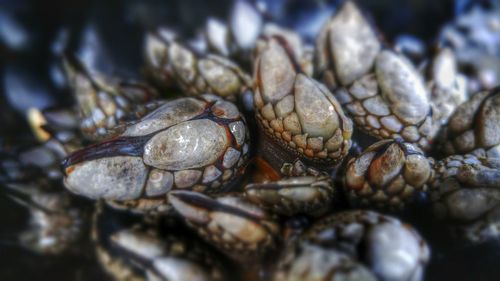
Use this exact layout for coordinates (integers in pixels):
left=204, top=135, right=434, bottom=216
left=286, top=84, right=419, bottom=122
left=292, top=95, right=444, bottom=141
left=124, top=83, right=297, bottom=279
left=343, top=139, right=432, bottom=210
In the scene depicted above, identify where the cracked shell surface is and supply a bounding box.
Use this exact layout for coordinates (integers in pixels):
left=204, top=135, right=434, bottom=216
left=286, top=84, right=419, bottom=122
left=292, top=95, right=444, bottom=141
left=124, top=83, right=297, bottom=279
left=122, top=97, right=206, bottom=137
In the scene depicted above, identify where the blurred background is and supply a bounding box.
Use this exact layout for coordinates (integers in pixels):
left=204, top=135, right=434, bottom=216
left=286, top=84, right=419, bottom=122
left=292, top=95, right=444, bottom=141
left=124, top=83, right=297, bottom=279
left=0, top=0, right=499, bottom=280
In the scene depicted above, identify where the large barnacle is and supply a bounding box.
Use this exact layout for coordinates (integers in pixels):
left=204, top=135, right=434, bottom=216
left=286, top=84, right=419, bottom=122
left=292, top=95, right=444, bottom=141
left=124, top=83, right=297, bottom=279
left=62, top=95, right=249, bottom=213
left=244, top=36, right=351, bottom=216
left=316, top=1, right=439, bottom=151
left=334, top=50, right=438, bottom=151
left=254, top=37, right=352, bottom=169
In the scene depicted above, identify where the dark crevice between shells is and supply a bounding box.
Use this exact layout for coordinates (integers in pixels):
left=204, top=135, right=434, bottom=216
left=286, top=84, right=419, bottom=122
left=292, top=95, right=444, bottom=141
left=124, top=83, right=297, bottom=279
left=61, top=135, right=151, bottom=173
left=169, top=191, right=267, bottom=225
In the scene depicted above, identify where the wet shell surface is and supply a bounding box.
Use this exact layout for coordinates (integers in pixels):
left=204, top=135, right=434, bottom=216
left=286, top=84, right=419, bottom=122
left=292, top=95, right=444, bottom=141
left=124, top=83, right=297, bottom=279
left=144, top=31, right=252, bottom=99
left=313, top=2, right=440, bottom=151
left=315, top=1, right=381, bottom=86
left=62, top=95, right=249, bottom=210
left=334, top=50, right=437, bottom=151
left=254, top=37, right=352, bottom=165
left=168, top=190, right=280, bottom=260
left=344, top=139, right=432, bottom=210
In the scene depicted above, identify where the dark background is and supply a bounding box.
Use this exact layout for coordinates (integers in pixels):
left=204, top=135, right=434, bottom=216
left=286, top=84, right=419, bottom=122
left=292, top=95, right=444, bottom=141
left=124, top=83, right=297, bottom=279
left=0, top=0, right=499, bottom=280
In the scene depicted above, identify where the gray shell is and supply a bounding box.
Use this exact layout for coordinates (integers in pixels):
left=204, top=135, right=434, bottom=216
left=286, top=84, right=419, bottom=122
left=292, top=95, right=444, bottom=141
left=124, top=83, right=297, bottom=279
left=314, top=2, right=440, bottom=151
left=429, top=154, right=500, bottom=243
left=302, top=210, right=430, bottom=281
left=334, top=51, right=438, bottom=151
left=144, top=31, right=252, bottom=99
left=440, top=89, right=500, bottom=158
left=254, top=37, right=353, bottom=165
left=63, top=95, right=249, bottom=211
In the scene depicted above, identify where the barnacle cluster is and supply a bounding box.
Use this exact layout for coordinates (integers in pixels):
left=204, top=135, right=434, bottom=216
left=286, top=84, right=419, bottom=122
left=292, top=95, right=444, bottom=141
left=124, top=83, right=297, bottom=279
left=1, top=1, right=499, bottom=280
